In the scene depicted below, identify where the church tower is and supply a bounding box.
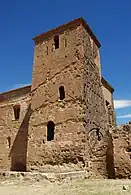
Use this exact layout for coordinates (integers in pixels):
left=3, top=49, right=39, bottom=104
left=28, top=18, right=109, bottom=177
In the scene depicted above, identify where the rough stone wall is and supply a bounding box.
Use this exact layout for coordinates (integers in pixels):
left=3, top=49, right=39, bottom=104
left=82, top=27, right=109, bottom=177
left=0, top=19, right=116, bottom=178
left=102, top=83, right=116, bottom=127
left=0, top=90, right=31, bottom=171
left=27, top=23, right=109, bottom=178
left=28, top=25, right=88, bottom=173
left=102, top=85, right=113, bottom=106
left=112, top=124, right=131, bottom=178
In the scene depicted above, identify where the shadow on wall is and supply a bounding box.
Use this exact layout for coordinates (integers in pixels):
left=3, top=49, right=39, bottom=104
left=9, top=104, right=32, bottom=172
left=106, top=132, right=116, bottom=179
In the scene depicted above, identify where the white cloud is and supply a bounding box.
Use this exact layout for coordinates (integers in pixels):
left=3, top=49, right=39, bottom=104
left=117, top=114, right=131, bottom=119
left=114, top=100, right=131, bottom=109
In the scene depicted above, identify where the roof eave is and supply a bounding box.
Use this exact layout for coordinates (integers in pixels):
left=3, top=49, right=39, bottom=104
left=32, top=17, right=101, bottom=48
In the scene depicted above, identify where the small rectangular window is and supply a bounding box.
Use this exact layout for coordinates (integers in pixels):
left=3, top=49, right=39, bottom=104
left=46, top=46, right=48, bottom=55
left=106, top=100, right=110, bottom=106
left=59, top=86, right=65, bottom=100
left=7, top=137, right=11, bottom=148
left=64, top=38, right=67, bottom=47
left=47, top=121, right=55, bottom=141
left=54, top=35, right=59, bottom=49
left=13, top=105, right=20, bottom=120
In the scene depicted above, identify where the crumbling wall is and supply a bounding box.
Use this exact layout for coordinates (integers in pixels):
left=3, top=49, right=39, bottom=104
left=28, top=23, right=109, bottom=178
left=106, top=131, right=115, bottom=179
left=0, top=19, right=116, bottom=177
left=102, top=83, right=116, bottom=127
left=0, top=91, right=31, bottom=171
left=112, top=123, right=131, bottom=178
left=28, top=25, right=88, bottom=172
left=82, top=27, right=109, bottom=177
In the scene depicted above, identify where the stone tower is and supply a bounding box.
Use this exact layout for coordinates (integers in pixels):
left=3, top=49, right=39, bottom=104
left=27, top=18, right=110, bottom=177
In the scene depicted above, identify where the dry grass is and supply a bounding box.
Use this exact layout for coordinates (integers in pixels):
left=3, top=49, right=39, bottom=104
left=0, top=179, right=131, bottom=195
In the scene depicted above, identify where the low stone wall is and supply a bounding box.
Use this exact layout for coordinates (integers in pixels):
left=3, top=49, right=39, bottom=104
left=112, top=123, right=131, bottom=179
left=0, top=171, right=87, bottom=182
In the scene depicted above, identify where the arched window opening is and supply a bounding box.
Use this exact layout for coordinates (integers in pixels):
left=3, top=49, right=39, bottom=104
left=47, top=121, right=55, bottom=141
left=59, top=86, right=65, bottom=100
left=54, top=35, right=59, bottom=49
left=7, top=137, right=11, bottom=148
left=13, top=105, right=20, bottom=120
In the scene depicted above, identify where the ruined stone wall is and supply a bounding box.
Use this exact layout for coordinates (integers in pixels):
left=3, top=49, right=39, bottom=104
left=102, top=85, right=113, bottom=106
left=112, top=124, right=131, bottom=178
left=0, top=19, right=116, bottom=177
left=82, top=27, right=109, bottom=177
left=27, top=23, right=109, bottom=178
left=102, top=84, right=116, bottom=126
left=0, top=89, right=31, bottom=171
left=28, top=25, right=88, bottom=173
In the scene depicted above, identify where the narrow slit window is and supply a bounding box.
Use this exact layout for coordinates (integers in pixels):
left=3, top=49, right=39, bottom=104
left=59, top=86, right=65, bottom=100
left=47, top=121, right=55, bottom=141
left=54, top=35, right=59, bottom=49
left=46, top=46, right=48, bottom=55
left=64, top=38, right=67, bottom=47
left=7, top=137, right=11, bottom=148
left=13, top=105, right=20, bottom=120
left=106, top=100, right=110, bottom=106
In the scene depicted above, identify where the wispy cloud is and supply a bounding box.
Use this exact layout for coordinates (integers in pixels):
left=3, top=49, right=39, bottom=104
left=114, top=100, right=131, bottom=109
left=117, top=114, right=131, bottom=119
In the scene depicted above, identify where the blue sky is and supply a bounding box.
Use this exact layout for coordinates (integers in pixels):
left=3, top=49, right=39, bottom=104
left=0, top=0, right=131, bottom=124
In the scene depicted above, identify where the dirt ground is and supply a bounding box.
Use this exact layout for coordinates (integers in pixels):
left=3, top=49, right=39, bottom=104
left=0, top=179, right=131, bottom=195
